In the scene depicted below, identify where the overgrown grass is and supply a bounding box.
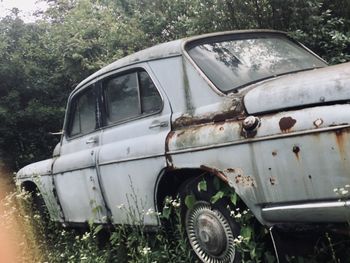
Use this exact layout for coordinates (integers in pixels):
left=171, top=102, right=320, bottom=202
left=3, top=186, right=350, bottom=263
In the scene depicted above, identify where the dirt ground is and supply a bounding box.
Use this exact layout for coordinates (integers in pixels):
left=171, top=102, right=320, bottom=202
left=0, top=161, right=40, bottom=263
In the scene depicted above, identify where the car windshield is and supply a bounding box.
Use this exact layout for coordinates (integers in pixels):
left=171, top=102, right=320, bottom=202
left=186, top=34, right=327, bottom=92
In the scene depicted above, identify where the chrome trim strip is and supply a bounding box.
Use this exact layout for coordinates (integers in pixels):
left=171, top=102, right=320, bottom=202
left=53, top=164, right=95, bottom=175
left=262, top=200, right=350, bottom=212
left=167, top=124, right=350, bottom=156
left=98, top=153, right=165, bottom=167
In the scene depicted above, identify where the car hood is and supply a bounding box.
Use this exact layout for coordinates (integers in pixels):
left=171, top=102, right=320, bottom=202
left=243, top=62, right=350, bottom=114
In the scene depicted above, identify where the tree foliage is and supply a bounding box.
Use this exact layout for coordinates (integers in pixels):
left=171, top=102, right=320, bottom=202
left=0, top=0, right=349, bottom=169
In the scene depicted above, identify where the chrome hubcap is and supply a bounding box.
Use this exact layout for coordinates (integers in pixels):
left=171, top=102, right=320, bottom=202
left=186, top=201, right=236, bottom=263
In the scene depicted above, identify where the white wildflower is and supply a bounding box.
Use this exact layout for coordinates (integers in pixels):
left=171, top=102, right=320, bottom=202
left=141, top=246, right=151, bottom=255
left=172, top=200, right=180, bottom=208
left=81, top=232, right=90, bottom=241
left=146, top=208, right=156, bottom=216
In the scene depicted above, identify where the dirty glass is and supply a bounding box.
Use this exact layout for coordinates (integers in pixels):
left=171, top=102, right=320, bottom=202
left=187, top=35, right=327, bottom=92
left=105, top=72, right=140, bottom=124
left=139, top=71, right=162, bottom=114
left=69, top=87, right=96, bottom=136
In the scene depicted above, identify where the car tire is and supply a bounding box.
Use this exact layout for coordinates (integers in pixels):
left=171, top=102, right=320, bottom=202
left=180, top=176, right=241, bottom=263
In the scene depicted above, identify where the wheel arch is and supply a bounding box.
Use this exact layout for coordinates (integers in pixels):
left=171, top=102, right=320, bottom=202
left=20, top=180, right=40, bottom=193
left=155, top=166, right=237, bottom=213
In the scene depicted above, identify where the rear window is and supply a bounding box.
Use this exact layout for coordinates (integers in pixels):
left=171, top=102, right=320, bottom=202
left=186, top=34, right=327, bottom=93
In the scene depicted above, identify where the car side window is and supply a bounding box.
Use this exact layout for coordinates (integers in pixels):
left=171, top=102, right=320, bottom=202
left=68, top=87, right=97, bottom=137
left=139, top=71, right=162, bottom=114
left=105, top=72, right=140, bottom=123
left=103, top=70, right=162, bottom=125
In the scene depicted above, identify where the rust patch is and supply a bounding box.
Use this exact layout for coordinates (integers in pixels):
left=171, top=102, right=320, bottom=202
left=279, top=116, right=297, bottom=132
left=200, top=165, right=228, bottom=183
left=235, top=174, right=256, bottom=187
left=172, top=98, right=244, bottom=129
left=269, top=176, right=276, bottom=185
left=165, top=131, right=176, bottom=168
left=292, top=145, right=301, bottom=161
left=225, top=168, right=235, bottom=173
left=223, top=168, right=256, bottom=188
left=313, top=118, right=323, bottom=128
left=335, top=129, right=346, bottom=158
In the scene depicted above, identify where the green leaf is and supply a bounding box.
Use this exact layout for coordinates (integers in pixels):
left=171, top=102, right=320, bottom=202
left=162, top=205, right=171, bottom=220
left=210, top=191, right=224, bottom=204
left=230, top=193, right=238, bottom=205
left=197, top=179, right=207, bottom=192
left=185, top=194, right=196, bottom=209
left=93, top=224, right=104, bottom=236
left=241, top=226, right=253, bottom=241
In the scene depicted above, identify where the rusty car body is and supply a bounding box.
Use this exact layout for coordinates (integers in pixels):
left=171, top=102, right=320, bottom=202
left=16, top=30, right=350, bottom=263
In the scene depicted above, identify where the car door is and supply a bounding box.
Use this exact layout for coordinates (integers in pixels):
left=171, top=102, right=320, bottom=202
left=52, top=84, right=108, bottom=224
left=97, top=65, right=171, bottom=226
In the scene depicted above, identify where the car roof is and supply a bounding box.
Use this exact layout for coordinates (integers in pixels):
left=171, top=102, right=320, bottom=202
left=74, top=29, right=286, bottom=92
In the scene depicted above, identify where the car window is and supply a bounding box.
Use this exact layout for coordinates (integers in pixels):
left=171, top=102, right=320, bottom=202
left=105, top=72, right=140, bottom=123
left=103, top=70, right=162, bottom=125
left=69, top=87, right=97, bottom=137
left=186, top=34, right=327, bottom=92
left=139, top=71, right=162, bottom=114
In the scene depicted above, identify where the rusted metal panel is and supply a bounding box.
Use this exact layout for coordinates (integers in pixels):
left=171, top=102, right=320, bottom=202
left=244, top=62, right=350, bottom=114
left=166, top=104, right=350, bottom=225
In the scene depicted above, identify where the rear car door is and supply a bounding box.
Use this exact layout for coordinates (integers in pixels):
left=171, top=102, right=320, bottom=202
left=97, top=65, right=171, bottom=226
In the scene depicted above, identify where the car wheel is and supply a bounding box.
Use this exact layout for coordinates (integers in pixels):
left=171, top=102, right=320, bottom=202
left=180, top=177, right=240, bottom=263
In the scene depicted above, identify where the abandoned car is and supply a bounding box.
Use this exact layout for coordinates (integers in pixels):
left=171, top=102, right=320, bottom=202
left=16, top=30, right=350, bottom=263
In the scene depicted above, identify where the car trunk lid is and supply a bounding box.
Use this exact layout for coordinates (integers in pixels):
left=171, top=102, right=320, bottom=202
left=244, top=62, right=350, bottom=114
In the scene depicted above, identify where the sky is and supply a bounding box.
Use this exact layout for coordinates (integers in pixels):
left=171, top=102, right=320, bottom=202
left=0, top=0, right=48, bottom=22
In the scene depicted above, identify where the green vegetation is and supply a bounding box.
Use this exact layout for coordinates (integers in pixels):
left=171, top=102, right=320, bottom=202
left=2, top=182, right=347, bottom=263
left=0, top=0, right=349, bottom=169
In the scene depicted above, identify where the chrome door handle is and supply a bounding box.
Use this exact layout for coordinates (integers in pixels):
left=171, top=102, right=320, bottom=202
left=86, top=137, right=97, bottom=144
left=149, top=121, right=168, bottom=129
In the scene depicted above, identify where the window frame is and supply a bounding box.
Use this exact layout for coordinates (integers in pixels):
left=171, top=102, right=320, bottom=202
left=100, top=68, right=164, bottom=128
left=65, top=83, right=101, bottom=139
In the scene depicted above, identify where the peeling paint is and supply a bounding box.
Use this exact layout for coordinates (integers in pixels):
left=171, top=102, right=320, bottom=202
left=223, top=167, right=256, bottom=188
left=173, top=98, right=244, bottom=129
left=279, top=116, right=297, bottom=132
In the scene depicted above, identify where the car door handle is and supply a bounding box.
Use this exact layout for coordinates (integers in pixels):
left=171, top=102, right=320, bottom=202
left=149, top=121, right=168, bottom=129
left=86, top=137, right=98, bottom=144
